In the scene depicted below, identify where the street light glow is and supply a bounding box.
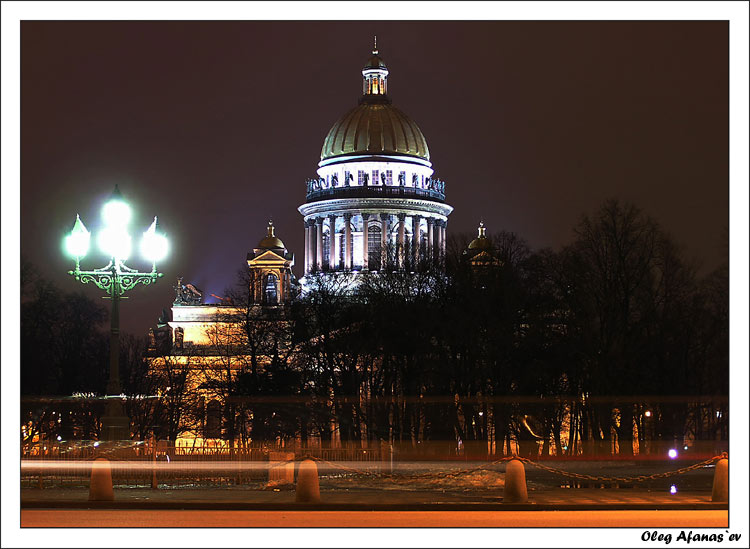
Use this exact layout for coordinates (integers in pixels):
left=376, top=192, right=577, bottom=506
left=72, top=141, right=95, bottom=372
left=668, top=449, right=678, bottom=459
left=141, top=217, right=169, bottom=262
left=102, top=198, right=132, bottom=227
left=64, top=186, right=166, bottom=441
left=97, top=227, right=132, bottom=261
left=64, top=214, right=90, bottom=258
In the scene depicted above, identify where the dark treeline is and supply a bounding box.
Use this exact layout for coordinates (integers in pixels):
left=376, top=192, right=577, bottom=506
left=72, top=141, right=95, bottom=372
left=285, top=201, right=728, bottom=456
left=21, top=200, right=729, bottom=456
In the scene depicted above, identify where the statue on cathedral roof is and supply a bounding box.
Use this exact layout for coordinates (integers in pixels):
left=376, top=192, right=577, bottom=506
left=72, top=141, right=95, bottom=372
left=173, top=277, right=204, bottom=305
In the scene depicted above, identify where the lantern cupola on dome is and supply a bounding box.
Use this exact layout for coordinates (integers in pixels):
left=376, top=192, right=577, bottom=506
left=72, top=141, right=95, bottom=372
left=468, top=221, right=491, bottom=250
left=362, top=36, right=389, bottom=96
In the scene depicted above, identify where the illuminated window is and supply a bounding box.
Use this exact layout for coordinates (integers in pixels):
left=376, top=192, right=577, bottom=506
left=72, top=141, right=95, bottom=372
left=372, top=170, right=379, bottom=185
left=358, top=170, right=366, bottom=186
left=386, top=170, right=393, bottom=185
left=368, top=225, right=381, bottom=270
left=264, top=273, right=278, bottom=304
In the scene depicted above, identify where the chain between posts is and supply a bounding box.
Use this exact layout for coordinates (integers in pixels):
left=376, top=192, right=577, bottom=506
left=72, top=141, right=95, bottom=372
left=515, top=452, right=728, bottom=483
left=290, top=452, right=728, bottom=483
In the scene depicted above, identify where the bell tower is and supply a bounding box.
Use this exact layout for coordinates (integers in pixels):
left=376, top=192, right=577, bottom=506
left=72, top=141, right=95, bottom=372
left=247, top=221, right=295, bottom=305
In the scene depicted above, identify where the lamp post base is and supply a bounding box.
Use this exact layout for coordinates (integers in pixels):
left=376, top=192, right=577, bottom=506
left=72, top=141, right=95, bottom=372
left=101, top=398, right=130, bottom=441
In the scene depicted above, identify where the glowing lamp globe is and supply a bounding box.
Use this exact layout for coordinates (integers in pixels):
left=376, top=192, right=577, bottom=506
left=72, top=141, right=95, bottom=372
left=141, top=217, right=169, bottom=262
left=65, top=215, right=90, bottom=258
left=102, top=198, right=131, bottom=228
left=97, top=227, right=132, bottom=260
left=668, top=449, right=678, bottom=459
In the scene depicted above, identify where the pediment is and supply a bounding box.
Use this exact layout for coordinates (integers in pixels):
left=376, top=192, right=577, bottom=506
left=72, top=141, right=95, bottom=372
left=250, top=249, right=288, bottom=263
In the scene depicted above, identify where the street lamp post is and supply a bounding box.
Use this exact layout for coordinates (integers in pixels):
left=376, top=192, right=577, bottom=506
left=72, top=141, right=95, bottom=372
left=64, top=185, right=168, bottom=441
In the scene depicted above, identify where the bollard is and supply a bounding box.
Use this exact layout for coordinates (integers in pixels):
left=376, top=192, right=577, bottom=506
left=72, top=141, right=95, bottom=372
left=711, top=458, right=728, bottom=502
left=503, top=459, right=528, bottom=503
left=295, top=459, right=321, bottom=503
left=89, top=458, right=114, bottom=501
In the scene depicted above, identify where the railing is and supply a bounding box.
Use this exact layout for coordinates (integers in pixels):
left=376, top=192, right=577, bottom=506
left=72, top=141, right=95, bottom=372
left=20, top=441, right=385, bottom=488
left=305, top=185, right=445, bottom=203
left=20, top=440, right=726, bottom=496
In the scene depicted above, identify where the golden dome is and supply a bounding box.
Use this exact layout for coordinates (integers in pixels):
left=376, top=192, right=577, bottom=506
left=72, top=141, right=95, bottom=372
left=258, top=221, right=285, bottom=250
left=321, top=99, right=430, bottom=162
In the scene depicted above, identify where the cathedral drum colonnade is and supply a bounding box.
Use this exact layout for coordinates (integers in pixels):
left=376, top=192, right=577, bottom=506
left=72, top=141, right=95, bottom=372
left=298, top=42, right=453, bottom=279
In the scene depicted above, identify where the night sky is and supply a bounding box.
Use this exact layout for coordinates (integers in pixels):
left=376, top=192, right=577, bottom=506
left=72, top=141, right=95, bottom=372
left=20, top=21, right=728, bottom=336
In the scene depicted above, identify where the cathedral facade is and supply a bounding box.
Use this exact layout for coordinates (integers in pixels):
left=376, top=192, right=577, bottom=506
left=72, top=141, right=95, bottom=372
left=298, top=44, right=453, bottom=281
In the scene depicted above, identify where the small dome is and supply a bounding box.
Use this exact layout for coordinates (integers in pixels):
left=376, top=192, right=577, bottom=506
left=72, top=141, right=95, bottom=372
left=321, top=99, right=430, bottom=162
left=364, top=53, right=386, bottom=70
left=258, top=221, right=285, bottom=250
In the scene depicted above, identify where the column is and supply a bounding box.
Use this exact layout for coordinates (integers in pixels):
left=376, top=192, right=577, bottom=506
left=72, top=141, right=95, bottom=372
left=304, top=220, right=311, bottom=274
left=426, top=218, right=434, bottom=263
left=380, top=213, right=389, bottom=269
left=433, top=219, right=439, bottom=261
left=315, top=217, right=323, bottom=270
left=362, top=213, right=370, bottom=270
left=344, top=213, right=352, bottom=270
left=309, top=220, right=317, bottom=273
left=441, top=221, right=447, bottom=258
left=397, top=213, right=406, bottom=269
left=411, top=215, right=420, bottom=268
left=328, top=214, right=337, bottom=271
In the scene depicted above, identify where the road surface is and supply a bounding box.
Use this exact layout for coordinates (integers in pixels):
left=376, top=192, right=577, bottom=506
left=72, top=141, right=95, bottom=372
left=21, top=509, right=728, bottom=528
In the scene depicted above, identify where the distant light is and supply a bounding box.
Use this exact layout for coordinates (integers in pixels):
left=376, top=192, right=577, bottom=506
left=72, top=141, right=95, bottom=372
left=683, top=445, right=689, bottom=451
left=644, top=410, right=652, bottom=418
left=478, top=411, right=484, bottom=417
left=668, top=449, right=678, bottom=459
left=57, top=435, right=62, bottom=441
left=670, top=485, right=677, bottom=494
left=166, top=455, right=170, bottom=463
left=65, top=215, right=90, bottom=258
left=716, top=411, right=722, bottom=418
left=562, top=445, right=568, bottom=451
left=93, top=441, right=100, bottom=447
